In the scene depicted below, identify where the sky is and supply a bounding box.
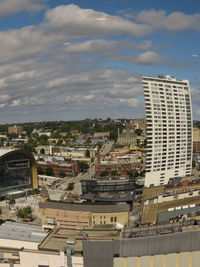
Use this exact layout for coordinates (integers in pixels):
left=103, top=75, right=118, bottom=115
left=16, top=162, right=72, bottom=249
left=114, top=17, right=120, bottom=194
left=0, top=0, right=199, bottom=124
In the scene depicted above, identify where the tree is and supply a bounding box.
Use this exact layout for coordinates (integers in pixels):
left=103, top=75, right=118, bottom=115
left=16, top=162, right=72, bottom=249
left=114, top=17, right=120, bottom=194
left=37, top=166, right=44, bottom=175
left=192, top=160, right=196, bottom=168
left=40, top=148, right=45, bottom=155
left=17, top=206, right=32, bottom=220
left=111, top=170, right=118, bottom=176
left=85, top=149, right=90, bottom=158
left=46, top=167, right=54, bottom=176
left=135, top=128, right=143, bottom=136
left=79, top=162, right=89, bottom=172
left=67, top=183, right=74, bottom=190
left=100, top=170, right=109, bottom=177
left=59, top=170, right=66, bottom=178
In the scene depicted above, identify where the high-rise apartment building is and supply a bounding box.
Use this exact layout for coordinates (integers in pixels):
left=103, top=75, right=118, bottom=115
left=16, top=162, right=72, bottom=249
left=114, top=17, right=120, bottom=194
left=143, top=75, right=193, bottom=187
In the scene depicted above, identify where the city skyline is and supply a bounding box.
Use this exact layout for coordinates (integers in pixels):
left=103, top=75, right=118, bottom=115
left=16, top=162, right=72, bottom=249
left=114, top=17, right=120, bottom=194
left=0, top=0, right=199, bottom=123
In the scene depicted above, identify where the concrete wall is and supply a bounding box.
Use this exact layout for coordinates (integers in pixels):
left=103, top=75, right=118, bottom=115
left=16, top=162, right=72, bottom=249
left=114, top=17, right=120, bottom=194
left=0, top=238, right=39, bottom=250
left=19, top=251, right=83, bottom=267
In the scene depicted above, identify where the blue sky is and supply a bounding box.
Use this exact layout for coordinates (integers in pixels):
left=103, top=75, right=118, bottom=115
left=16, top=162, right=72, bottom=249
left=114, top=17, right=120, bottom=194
left=0, top=0, right=199, bottom=123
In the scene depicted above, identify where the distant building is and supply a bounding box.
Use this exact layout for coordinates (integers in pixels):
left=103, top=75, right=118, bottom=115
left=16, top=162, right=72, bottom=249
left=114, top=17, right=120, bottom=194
left=193, top=128, right=200, bottom=153
left=3, top=138, right=28, bottom=147
left=131, top=118, right=146, bottom=131
left=35, top=145, right=52, bottom=155
left=93, top=132, right=110, bottom=138
left=8, top=125, right=23, bottom=135
left=70, top=129, right=80, bottom=137
left=117, top=129, right=137, bottom=146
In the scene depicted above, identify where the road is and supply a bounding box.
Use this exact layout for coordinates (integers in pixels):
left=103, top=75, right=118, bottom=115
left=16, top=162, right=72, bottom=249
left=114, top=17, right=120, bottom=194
left=100, top=141, right=114, bottom=156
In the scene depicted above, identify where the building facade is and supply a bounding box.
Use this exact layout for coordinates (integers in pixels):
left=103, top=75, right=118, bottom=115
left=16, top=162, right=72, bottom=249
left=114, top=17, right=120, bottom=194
left=95, top=162, right=142, bottom=178
left=143, top=75, right=193, bottom=187
left=8, top=125, right=23, bottom=135
left=37, top=161, right=80, bottom=177
left=193, top=128, right=200, bottom=153
left=39, top=200, right=129, bottom=228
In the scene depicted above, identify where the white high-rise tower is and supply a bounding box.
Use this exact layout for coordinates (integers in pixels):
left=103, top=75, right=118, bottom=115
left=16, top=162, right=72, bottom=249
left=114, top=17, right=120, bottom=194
left=143, top=75, right=193, bottom=187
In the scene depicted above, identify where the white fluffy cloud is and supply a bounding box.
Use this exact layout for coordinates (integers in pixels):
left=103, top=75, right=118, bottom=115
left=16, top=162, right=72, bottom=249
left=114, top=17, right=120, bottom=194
left=45, top=4, right=151, bottom=37
left=134, top=10, right=200, bottom=31
left=0, top=4, right=199, bottom=122
left=0, top=0, right=46, bottom=16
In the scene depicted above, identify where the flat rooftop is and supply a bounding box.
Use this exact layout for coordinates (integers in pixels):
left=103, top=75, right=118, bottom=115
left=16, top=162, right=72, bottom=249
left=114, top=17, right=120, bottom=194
left=39, top=225, right=120, bottom=253
left=0, top=221, right=47, bottom=243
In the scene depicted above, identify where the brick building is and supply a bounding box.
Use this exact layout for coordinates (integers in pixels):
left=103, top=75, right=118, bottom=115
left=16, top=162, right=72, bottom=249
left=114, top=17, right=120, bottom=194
left=37, top=161, right=80, bottom=177
left=8, top=125, right=23, bottom=135
left=95, top=162, right=142, bottom=178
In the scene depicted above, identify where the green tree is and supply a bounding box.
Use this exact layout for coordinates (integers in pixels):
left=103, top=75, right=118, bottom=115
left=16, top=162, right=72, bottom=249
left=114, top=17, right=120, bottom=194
left=46, top=167, right=54, bottom=176
left=85, top=149, right=90, bottom=158
left=37, top=166, right=44, bottom=175
left=67, top=183, right=74, bottom=190
left=100, top=170, right=109, bottom=177
left=40, top=148, right=45, bottom=154
left=59, top=170, right=66, bottom=178
left=79, top=162, right=89, bottom=172
left=111, top=170, right=118, bottom=176
left=17, top=206, right=32, bottom=220
left=135, top=128, right=143, bottom=136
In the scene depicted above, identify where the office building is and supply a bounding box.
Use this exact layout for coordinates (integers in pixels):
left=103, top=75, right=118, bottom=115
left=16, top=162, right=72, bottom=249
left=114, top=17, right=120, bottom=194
left=143, top=75, right=193, bottom=187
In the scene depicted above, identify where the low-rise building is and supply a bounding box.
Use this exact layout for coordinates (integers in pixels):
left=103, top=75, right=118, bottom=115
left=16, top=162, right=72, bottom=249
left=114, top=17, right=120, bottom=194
left=39, top=200, right=130, bottom=228
left=95, top=161, right=142, bottom=178
left=93, top=132, right=110, bottom=138
left=37, top=161, right=80, bottom=177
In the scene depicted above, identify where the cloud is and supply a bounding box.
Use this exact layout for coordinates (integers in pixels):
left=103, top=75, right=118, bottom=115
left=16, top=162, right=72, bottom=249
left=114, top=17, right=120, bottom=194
left=63, top=40, right=184, bottom=67
left=0, top=0, right=46, bottom=16
left=0, top=4, right=199, bottom=122
left=45, top=4, right=151, bottom=37
left=192, top=54, right=199, bottom=58
left=64, top=39, right=153, bottom=54
left=0, top=94, right=9, bottom=102
left=135, top=10, right=200, bottom=31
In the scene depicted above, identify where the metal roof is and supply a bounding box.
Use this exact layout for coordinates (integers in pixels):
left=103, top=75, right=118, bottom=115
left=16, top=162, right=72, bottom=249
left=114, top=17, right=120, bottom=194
left=0, top=221, right=47, bottom=243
